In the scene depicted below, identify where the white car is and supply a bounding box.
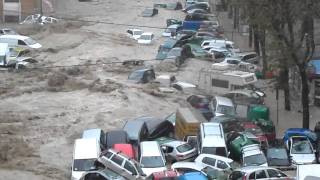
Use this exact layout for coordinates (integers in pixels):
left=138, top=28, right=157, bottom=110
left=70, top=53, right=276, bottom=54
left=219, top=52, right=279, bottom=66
left=20, top=14, right=58, bottom=25
left=162, top=24, right=181, bottom=37
left=288, top=136, right=317, bottom=165
left=127, top=29, right=144, bottom=40
left=137, top=32, right=154, bottom=44
left=0, top=35, right=42, bottom=49
left=157, top=137, right=197, bottom=162
left=171, top=162, right=206, bottom=173
left=241, top=144, right=268, bottom=167
left=195, top=154, right=239, bottom=171
left=139, top=141, right=167, bottom=176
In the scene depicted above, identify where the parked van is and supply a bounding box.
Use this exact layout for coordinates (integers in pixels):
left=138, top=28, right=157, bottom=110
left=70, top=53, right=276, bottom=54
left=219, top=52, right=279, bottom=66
left=82, top=128, right=106, bottom=149
left=71, top=139, right=101, bottom=180
left=175, top=106, right=206, bottom=140
left=0, top=35, right=42, bottom=49
left=197, top=122, right=228, bottom=157
left=197, top=67, right=258, bottom=95
left=201, top=40, right=240, bottom=53
left=139, top=141, right=167, bottom=176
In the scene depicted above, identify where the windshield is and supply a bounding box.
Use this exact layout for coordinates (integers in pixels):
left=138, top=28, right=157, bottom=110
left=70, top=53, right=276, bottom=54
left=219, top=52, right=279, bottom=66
left=268, top=149, right=287, bottom=159
left=73, top=159, right=97, bottom=171
left=243, top=154, right=267, bottom=166
left=24, top=37, right=37, bottom=45
left=216, top=105, right=235, bottom=116
left=177, top=144, right=193, bottom=153
left=140, top=156, right=165, bottom=168
left=140, top=35, right=152, bottom=40
left=245, top=127, right=264, bottom=136
left=128, top=71, right=143, bottom=80
left=134, top=31, right=143, bottom=36
left=291, top=140, right=313, bottom=154
left=202, top=147, right=227, bottom=157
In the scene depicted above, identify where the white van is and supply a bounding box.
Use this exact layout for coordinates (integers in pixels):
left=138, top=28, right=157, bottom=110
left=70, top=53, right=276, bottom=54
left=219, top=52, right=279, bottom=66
left=201, top=40, right=240, bottom=53
left=0, top=35, right=42, bottom=49
left=71, top=139, right=101, bottom=180
left=197, top=122, right=228, bottom=157
left=139, top=141, right=167, bottom=176
left=0, top=43, right=10, bottom=67
left=197, top=67, right=258, bottom=95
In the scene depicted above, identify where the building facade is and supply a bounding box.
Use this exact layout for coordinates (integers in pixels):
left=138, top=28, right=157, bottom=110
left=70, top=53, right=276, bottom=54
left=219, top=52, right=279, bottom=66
left=0, top=0, right=42, bottom=23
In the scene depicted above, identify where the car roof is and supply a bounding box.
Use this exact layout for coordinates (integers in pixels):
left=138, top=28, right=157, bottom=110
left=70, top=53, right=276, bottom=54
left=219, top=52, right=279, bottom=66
left=197, top=153, right=233, bottom=163
left=171, top=162, right=205, bottom=171
left=141, top=32, right=153, bottom=35
left=163, top=140, right=187, bottom=147
left=236, top=166, right=273, bottom=173
left=74, top=138, right=100, bottom=159
left=0, top=34, right=29, bottom=40
left=214, top=96, right=234, bottom=106
left=140, top=141, right=161, bottom=156
left=225, top=89, right=255, bottom=96
left=168, top=24, right=180, bottom=28
left=123, top=120, right=146, bottom=139
left=202, top=135, right=226, bottom=147
left=82, top=128, right=102, bottom=139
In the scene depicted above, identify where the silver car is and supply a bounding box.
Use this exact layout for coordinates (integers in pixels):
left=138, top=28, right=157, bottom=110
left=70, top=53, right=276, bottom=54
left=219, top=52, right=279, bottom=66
left=97, top=149, right=146, bottom=180
left=229, top=166, right=293, bottom=180
left=157, top=137, right=197, bottom=162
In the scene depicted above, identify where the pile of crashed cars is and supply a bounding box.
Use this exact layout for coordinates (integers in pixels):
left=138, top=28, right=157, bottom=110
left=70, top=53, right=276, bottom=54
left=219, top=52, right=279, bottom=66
left=0, top=28, right=42, bottom=69
left=70, top=0, right=320, bottom=179
left=0, top=14, right=58, bottom=69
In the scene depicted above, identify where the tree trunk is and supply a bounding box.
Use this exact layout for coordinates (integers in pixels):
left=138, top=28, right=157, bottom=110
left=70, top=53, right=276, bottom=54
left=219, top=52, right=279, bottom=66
left=298, top=65, right=310, bottom=129
left=249, top=25, right=253, bottom=48
left=260, top=29, right=267, bottom=76
left=282, top=67, right=291, bottom=111
left=253, top=27, right=260, bottom=55
left=233, top=6, right=238, bottom=29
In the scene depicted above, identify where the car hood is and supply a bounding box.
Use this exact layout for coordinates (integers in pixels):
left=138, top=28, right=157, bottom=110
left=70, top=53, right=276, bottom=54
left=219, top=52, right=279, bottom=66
left=268, top=158, right=290, bottom=166
left=72, top=171, right=85, bottom=180
left=29, top=43, right=42, bottom=49
left=291, top=154, right=316, bottom=164
left=142, top=167, right=167, bottom=176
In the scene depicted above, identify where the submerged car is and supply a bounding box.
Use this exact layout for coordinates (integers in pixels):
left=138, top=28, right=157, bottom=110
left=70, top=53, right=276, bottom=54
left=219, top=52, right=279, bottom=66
left=0, top=28, right=18, bottom=35
left=156, top=137, right=197, bottom=162
left=223, top=90, right=264, bottom=105
left=127, top=29, right=143, bottom=40
left=142, top=8, right=158, bottom=17
left=128, top=68, right=155, bottom=83
left=138, top=32, right=154, bottom=44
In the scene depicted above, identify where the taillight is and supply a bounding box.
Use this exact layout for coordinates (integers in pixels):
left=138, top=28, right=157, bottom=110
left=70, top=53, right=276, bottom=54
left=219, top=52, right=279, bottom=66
left=242, top=174, right=247, bottom=180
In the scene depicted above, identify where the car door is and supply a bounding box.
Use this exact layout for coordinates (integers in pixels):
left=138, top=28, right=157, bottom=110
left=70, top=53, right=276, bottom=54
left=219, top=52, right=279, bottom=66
left=110, top=154, right=125, bottom=175
left=254, top=170, right=268, bottom=180
left=123, top=160, right=138, bottom=179
left=266, top=169, right=288, bottom=180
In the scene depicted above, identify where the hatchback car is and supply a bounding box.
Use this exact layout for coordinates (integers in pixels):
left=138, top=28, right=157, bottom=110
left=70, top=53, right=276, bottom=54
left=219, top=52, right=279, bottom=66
left=142, top=8, right=158, bottom=17
left=79, top=169, right=125, bottom=180
left=98, top=149, right=146, bottom=180
left=123, top=120, right=149, bottom=146
left=127, top=29, right=144, bottom=40
left=186, top=94, right=212, bottom=119
left=195, top=154, right=239, bottom=171
left=229, top=166, right=293, bottom=180
left=156, top=137, right=197, bottom=162
left=241, top=144, right=268, bottom=167
left=128, top=68, right=156, bottom=84
left=148, top=170, right=179, bottom=180
left=138, top=32, right=154, bottom=44
left=209, top=96, right=236, bottom=117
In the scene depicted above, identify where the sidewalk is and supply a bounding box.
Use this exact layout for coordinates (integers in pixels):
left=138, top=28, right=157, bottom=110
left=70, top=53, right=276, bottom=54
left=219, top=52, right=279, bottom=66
left=216, top=10, right=320, bottom=137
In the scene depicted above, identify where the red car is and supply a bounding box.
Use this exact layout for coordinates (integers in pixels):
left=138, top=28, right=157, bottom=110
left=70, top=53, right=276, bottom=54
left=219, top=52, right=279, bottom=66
left=241, top=122, right=269, bottom=148
left=148, top=170, right=179, bottom=180
left=112, top=144, right=135, bottom=160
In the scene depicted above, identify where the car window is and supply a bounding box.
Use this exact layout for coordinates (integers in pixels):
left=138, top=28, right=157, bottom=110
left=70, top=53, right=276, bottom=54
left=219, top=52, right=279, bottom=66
left=163, top=146, right=174, bottom=153
left=127, top=30, right=132, bottom=35
left=111, top=154, right=124, bottom=166
left=216, top=160, right=229, bottom=169
left=249, top=172, right=255, bottom=180
left=255, top=170, right=267, bottom=179
left=229, top=171, right=244, bottom=180
left=124, top=161, right=137, bottom=175
left=176, top=144, right=193, bottom=153
left=18, top=40, right=27, bottom=46
left=203, top=42, right=209, bottom=46
left=103, top=151, right=113, bottom=159
left=267, top=169, right=287, bottom=178
left=202, top=157, right=216, bottom=166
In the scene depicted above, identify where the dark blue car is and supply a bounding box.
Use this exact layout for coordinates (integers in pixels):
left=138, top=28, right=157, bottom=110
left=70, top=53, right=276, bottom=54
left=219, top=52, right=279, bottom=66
left=179, top=172, right=208, bottom=180
left=283, top=128, right=318, bottom=144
